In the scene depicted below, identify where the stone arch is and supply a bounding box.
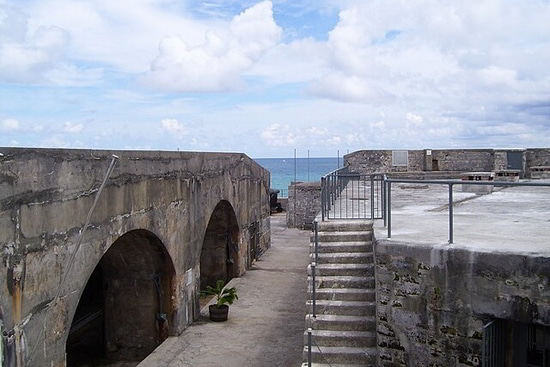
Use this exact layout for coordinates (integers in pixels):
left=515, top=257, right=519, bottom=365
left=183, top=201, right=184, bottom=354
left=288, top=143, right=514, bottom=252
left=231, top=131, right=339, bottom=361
left=66, top=229, right=176, bottom=366
left=200, top=200, right=240, bottom=290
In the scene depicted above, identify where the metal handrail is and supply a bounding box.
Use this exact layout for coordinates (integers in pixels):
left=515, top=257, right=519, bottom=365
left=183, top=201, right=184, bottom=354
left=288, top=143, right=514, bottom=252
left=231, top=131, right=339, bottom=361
left=384, top=178, right=550, bottom=243
left=321, top=168, right=385, bottom=221
left=307, top=221, right=320, bottom=366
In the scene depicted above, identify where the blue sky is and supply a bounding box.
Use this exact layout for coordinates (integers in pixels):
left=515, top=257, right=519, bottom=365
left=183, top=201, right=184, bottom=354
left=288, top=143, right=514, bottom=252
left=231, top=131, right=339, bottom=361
left=1, top=0, right=550, bottom=158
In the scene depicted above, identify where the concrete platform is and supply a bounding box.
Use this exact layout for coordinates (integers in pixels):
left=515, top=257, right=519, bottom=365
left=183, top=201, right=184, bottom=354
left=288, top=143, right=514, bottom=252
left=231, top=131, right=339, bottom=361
left=373, top=180, right=550, bottom=255
left=138, top=213, right=310, bottom=367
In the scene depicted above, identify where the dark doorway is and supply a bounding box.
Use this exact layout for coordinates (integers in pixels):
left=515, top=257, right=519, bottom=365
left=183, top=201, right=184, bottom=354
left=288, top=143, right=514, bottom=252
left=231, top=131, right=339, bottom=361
left=483, top=319, right=550, bottom=367
left=507, top=151, right=523, bottom=170
left=66, top=266, right=106, bottom=366
left=200, top=201, right=240, bottom=290
left=66, top=230, right=176, bottom=366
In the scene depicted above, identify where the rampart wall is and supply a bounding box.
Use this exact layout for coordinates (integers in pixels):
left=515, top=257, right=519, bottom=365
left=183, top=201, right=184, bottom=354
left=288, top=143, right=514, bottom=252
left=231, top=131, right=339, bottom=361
left=0, top=148, right=270, bottom=366
left=375, top=238, right=550, bottom=366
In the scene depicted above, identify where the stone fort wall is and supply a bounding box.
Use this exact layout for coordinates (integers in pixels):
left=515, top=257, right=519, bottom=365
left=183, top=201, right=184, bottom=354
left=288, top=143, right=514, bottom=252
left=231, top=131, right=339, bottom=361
left=0, top=148, right=270, bottom=366
left=375, top=238, right=550, bottom=366
left=345, top=148, right=550, bottom=178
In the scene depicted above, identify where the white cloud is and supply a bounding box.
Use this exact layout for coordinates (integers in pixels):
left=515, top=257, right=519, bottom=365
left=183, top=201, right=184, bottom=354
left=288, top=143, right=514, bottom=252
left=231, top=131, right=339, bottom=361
left=0, top=28, right=69, bottom=83
left=301, top=0, right=550, bottom=113
left=1, top=118, right=20, bottom=130
left=161, top=118, right=184, bottom=135
left=0, top=4, right=102, bottom=86
left=477, top=66, right=517, bottom=87
left=1, top=0, right=550, bottom=156
left=307, top=73, right=386, bottom=102
left=261, top=123, right=296, bottom=147
left=64, top=121, right=83, bottom=133
left=306, top=127, right=327, bottom=136
left=23, top=0, right=211, bottom=74
left=143, top=1, right=282, bottom=92
left=406, top=113, right=424, bottom=126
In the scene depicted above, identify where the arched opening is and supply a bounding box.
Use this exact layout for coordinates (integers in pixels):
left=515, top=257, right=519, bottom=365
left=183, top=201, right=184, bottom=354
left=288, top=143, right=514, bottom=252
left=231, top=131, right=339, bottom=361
left=200, top=200, right=240, bottom=290
left=66, top=230, right=175, bottom=366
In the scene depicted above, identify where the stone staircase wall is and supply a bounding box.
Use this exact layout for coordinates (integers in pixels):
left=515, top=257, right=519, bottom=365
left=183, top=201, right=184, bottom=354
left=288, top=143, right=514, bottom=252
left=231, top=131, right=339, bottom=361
left=303, top=220, right=377, bottom=366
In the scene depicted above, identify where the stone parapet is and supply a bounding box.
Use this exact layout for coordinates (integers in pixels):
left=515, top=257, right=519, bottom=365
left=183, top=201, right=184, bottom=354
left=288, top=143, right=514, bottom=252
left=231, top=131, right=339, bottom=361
left=286, top=182, right=321, bottom=229
left=374, top=238, right=550, bottom=366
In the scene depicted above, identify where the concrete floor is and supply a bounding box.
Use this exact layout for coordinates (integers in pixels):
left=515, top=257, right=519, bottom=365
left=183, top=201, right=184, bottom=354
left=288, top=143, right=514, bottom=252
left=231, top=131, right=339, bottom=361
left=373, top=181, right=550, bottom=255
left=138, top=212, right=310, bottom=367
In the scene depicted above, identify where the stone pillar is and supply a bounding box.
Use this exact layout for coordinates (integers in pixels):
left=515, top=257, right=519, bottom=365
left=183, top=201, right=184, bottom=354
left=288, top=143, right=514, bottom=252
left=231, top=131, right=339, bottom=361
left=286, top=182, right=321, bottom=229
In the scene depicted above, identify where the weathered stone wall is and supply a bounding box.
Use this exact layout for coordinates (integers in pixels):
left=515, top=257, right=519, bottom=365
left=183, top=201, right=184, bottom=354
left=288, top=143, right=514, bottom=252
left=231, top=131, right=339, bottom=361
left=407, top=150, right=425, bottom=171
left=344, top=150, right=398, bottom=174
left=286, top=182, right=321, bottom=229
left=493, top=150, right=508, bottom=171
left=375, top=239, right=550, bottom=366
left=431, top=149, right=495, bottom=172
left=345, top=149, right=525, bottom=175
left=0, top=148, right=270, bottom=366
left=526, top=148, right=550, bottom=178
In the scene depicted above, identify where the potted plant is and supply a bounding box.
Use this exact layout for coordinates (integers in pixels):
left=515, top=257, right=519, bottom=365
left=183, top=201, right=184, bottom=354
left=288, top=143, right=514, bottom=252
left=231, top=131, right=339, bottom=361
left=199, top=279, right=238, bottom=322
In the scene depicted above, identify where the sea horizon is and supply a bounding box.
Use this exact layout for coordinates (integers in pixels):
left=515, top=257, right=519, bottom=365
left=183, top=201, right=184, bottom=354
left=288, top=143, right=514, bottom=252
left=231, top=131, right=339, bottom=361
left=254, top=157, right=344, bottom=197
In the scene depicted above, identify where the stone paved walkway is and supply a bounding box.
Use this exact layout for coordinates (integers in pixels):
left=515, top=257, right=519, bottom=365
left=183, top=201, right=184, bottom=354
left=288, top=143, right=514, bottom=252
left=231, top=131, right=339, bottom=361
left=138, top=213, right=310, bottom=367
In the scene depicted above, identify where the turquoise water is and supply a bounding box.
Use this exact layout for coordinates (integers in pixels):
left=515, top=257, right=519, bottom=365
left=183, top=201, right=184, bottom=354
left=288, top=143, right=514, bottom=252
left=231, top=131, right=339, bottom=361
left=255, top=157, right=342, bottom=197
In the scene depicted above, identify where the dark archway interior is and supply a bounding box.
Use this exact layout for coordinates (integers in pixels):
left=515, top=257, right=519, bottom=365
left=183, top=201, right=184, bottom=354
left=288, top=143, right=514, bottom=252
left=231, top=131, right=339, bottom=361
left=66, top=230, right=175, bottom=366
left=200, top=200, right=240, bottom=290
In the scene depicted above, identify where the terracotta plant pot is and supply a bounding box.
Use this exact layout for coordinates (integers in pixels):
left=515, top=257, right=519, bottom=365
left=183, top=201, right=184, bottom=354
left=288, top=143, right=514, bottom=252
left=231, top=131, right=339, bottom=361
left=209, top=304, right=229, bottom=322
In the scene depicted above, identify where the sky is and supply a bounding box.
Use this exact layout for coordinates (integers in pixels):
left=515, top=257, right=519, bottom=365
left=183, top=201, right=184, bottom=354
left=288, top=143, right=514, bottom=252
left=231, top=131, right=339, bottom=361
left=1, top=0, right=550, bottom=158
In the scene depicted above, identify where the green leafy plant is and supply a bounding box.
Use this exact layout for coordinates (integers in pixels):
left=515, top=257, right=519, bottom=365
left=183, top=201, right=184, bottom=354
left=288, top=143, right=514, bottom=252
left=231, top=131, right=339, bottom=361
left=200, top=279, right=238, bottom=308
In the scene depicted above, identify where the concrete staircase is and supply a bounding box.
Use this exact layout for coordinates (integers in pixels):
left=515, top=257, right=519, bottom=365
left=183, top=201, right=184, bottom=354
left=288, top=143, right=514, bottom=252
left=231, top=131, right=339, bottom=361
left=302, top=220, right=376, bottom=367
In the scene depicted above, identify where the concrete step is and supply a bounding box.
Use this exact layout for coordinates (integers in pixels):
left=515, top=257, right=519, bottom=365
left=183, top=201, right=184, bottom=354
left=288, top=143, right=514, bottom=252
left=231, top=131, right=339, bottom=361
left=302, top=346, right=377, bottom=365
left=310, top=288, right=376, bottom=302
left=310, top=241, right=373, bottom=254
left=309, top=263, right=374, bottom=277
left=307, top=300, right=375, bottom=316
left=306, top=314, right=376, bottom=332
left=316, top=231, right=372, bottom=243
left=304, top=330, right=377, bottom=348
left=313, top=275, right=375, bottom=289
left=316, top=252, right=373, bottom=265
left=301, top=363, right=367, bottom=367
left=317, top=220, right=373, bottom=232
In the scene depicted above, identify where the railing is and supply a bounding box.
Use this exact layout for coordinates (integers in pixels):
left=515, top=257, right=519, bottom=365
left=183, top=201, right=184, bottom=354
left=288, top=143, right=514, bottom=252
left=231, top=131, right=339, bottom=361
left=321, top=166, right=385, bottom=221
left=384, top=178, right=550, bottom=244
left=306, top=221, right=327, bottom=367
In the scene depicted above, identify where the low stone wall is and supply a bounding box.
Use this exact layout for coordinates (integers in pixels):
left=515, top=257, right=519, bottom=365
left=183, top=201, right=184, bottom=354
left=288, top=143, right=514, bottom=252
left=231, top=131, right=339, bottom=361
left=526, top=149, right=550, bottom=178
left=345, top=149, right=496, bottom=175
left=374, top=239, right=550, bottom=366
left=286, top=182, right=321, bottom=229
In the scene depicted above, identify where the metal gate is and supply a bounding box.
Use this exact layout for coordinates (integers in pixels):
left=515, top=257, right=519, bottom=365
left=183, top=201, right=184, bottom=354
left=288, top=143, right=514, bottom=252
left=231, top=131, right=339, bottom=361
left=483, top=319, right=505, bottom=367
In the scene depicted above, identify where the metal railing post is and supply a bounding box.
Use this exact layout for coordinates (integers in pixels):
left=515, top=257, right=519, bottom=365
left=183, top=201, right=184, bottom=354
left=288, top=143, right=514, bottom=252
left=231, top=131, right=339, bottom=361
left=387, top=181, right=392, bottom=239
left=370, top=175, right=375, bottom=219
left=307, top=327, right=312, bottom=367
left=383, top=175, right=387, bottom=225
left=449, top=183, right=454, bottom=244
left=314, top=221, right=319, bottom=264
left=321, top=177, right=326, bottom=221
left=311, top=261, right=317, bottom=318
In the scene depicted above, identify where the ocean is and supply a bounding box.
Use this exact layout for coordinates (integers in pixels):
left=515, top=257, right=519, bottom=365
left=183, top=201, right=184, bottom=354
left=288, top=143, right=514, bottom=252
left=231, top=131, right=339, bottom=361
left=254, top=157, right=342, bottom=197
